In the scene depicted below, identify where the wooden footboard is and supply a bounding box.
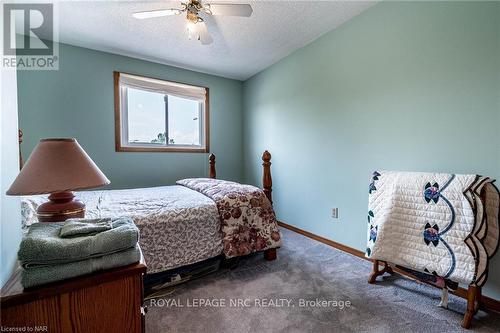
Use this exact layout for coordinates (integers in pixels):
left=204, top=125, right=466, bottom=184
left=206, top=150, right=273, bottom=204
left=262, top=151, right=276, bottom=261
left=262, top=150, right=272, bottom=204
left=207, top=151, right=277, bottom=262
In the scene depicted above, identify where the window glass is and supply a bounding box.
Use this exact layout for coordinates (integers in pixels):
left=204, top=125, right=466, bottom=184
left=168, top=95, right=200, bottom=146
left=127, top=88, right=166, bottom=144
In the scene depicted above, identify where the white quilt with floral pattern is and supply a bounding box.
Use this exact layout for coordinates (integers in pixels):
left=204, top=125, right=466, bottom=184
left=366, top=171, right=499, bottom=286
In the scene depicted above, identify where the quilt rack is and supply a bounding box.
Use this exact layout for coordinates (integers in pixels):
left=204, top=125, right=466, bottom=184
left=368, top=260, right=481, bottom=329
left=365, top=171, right=500, bottom=329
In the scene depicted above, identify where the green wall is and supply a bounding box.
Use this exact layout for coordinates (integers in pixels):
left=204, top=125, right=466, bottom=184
left=1, top=58, right=22, bottom=286
left=18, top=43, right=244, bottom=189
left=243, top=1, right=500, bottom=298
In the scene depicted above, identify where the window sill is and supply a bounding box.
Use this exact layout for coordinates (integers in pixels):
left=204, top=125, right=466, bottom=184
left=115, top=145, right=208, bottom=153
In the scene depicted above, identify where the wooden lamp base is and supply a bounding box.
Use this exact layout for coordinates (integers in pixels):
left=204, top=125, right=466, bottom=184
left=36, top=191, right=85, bottom=222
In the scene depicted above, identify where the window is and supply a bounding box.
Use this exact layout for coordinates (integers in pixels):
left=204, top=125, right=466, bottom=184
left=114, top=72, right=209, bottom=152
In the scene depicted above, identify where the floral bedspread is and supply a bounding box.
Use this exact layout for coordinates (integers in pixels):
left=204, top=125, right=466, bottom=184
left=177, top=178, right=282, bottom=258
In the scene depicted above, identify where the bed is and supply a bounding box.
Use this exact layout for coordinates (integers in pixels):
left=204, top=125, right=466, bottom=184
left=19, top=142, right=281, bottom=275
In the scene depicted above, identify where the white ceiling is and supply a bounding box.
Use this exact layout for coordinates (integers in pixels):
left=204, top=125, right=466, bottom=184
left=54, top=1, right=376, bottom=80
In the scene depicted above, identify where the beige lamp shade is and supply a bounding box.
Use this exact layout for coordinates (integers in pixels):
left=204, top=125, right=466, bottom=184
left=6, top=138, right=110, bottom=195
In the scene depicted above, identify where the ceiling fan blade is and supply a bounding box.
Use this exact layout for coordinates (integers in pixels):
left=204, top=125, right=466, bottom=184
left=197, top=21, right=213, bottom=45
left=133, top=8, right=182, bottom=19
left=206, top=4, right=253, bottom=17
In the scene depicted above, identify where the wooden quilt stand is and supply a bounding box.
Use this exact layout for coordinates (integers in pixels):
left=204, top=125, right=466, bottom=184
left=368, top=259, right=482, bottom=329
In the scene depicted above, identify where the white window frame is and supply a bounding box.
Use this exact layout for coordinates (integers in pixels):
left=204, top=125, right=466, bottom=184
left=114, top=72, right=209, bottom=153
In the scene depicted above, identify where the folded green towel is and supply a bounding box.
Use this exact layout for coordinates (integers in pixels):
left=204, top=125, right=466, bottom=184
left=60, top=218, right=113, bottom=238
left=21, top=246, right=141, bottom=288
left=18, top=217, right=139, bottom=267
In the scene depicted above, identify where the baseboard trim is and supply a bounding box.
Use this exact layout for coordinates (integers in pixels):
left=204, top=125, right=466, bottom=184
left=277, top=221, right=500, bottom=314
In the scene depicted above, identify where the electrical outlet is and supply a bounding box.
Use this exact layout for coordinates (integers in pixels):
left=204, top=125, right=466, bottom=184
left=331, top=208, right=339, bottom=219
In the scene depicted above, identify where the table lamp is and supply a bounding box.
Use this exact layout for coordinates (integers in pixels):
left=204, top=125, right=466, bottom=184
left=6, top=138, right=110, bottom=222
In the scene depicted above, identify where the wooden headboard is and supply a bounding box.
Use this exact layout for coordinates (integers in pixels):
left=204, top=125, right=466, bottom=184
left=18, top=130, right=23, bottom=170
left=208, top=151, right=272, bottom=203
left=17, top=130, right=273, bottom=203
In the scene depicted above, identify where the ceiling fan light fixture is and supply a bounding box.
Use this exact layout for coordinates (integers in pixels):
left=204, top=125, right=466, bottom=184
left=186, top=22, right=200, bottom=41
left=186, top=11, right=203, bottom=23
left=133, top=1, right=252, bottom=45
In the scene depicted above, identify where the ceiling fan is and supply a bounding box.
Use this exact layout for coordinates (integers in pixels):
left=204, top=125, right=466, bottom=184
left=133, top=0, right=253, bottom=45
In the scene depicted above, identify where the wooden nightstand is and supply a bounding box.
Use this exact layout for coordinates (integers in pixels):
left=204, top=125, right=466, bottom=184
left=0, top=251, right=147, bottom=333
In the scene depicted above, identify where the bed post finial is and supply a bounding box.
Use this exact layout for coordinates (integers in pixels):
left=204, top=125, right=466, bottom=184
left=209, top=153, right=216, bottom=179
left=262, top=150, right=272, bottom=204
left=18, top=129, right=23, bottom=170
